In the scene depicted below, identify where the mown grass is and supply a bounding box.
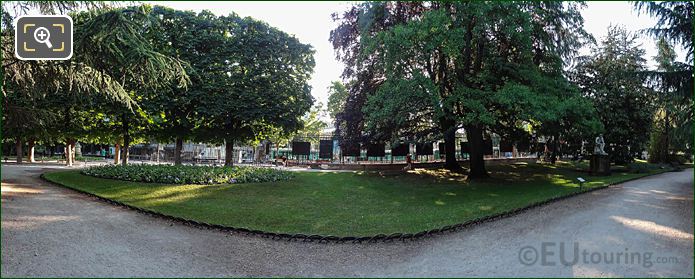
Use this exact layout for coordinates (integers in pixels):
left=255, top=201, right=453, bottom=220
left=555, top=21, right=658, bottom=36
left=43, top=161, right=673, bottom=236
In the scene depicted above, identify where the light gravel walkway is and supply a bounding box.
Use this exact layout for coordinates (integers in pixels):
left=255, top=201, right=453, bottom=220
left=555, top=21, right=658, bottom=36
left=1, top=164, right=692, bottom=277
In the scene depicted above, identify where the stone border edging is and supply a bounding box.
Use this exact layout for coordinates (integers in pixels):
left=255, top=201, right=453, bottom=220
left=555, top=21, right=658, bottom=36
left=39, top=170, right=672, bottom=244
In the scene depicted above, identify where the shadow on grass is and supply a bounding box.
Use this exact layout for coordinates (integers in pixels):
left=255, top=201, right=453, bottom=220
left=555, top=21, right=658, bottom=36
left=42, top=161, right=672, bottom=236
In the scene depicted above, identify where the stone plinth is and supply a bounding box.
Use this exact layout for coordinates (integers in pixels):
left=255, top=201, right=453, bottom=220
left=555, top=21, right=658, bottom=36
left=590, top=154, right=610, bottom=176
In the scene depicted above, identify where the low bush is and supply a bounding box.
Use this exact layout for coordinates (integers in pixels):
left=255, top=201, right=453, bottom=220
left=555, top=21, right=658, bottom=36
left=45, top=155, right=104, bottom=161
left=669, top=154, right=691, bottom=165
left=627, top=162, right=665, bottom=173
left=81, top=164, right=293, bottom=184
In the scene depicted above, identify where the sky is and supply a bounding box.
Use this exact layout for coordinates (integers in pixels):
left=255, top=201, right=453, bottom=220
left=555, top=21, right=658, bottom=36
left=148, top=1, right=687, bottom=118
left=146, top=1, right=354, bottom=110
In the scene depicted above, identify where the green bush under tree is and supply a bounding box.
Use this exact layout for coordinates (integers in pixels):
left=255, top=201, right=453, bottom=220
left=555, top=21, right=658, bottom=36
left=81, top=164, right=293, bottom=184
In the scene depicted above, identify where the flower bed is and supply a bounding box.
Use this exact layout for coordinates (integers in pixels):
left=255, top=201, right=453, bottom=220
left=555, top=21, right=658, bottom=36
left=81, top=164, right=293, bottom=184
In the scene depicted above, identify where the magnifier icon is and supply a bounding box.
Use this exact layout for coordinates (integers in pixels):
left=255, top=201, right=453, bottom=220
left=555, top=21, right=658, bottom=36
left=33, top=27, right=52, bottom=49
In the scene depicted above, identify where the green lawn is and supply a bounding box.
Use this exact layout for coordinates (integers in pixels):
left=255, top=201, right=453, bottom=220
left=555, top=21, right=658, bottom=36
left=43, top=162, right=672, bottom=236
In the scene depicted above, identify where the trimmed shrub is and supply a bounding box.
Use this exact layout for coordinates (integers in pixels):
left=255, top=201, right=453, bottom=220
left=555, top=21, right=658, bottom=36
left=627, top=162, right=664, bottom=173
left=82, top=164, right=293, bottom=184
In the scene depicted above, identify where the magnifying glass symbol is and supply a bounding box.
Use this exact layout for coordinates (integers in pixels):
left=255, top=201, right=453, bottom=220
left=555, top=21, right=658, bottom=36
left=33, top=27, right=52, bottom=49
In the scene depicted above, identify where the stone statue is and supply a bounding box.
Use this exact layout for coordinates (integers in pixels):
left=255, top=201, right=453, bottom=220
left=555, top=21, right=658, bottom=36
left=594, top=134, right=607, bottom=155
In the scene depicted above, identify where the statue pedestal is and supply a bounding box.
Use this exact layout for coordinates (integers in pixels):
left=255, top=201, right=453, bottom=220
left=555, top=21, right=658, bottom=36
left=590, top=154, right=610, bottom=176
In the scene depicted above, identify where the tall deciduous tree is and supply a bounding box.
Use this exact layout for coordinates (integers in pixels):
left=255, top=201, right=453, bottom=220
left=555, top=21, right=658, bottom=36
left=143, top=7, right=220, bottom=165
left=196, top=15, right=315, bottom=166
left=333, top=1, right=594, bottom=178
left=2, top=86, right=55, bottom=162
left=330, top=2, right=427, bottom=159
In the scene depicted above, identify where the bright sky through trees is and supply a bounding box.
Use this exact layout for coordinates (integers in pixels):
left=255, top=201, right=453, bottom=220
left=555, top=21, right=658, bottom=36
left=150, top=1, right=686, bottom=117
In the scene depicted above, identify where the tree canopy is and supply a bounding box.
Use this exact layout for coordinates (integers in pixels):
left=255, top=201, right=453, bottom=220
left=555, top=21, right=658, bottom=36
left=633, top=1, right=694, bottom=162
left=3, top=3, right=315, bottom=166
left=572, top=26, right=654, bottom=164
left=3, top=1, right=691, bottom=169
left=331, top=1, right=596, bottom=178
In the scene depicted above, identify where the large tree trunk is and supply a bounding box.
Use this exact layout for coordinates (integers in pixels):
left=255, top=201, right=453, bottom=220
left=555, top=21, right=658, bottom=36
left=64, top=144, right=70, bottom=166
left=550, top=133, right=560, bottom=164
left=65, top=139, right=74, bottom=166
left=27, top=138, right=35, bottom=163
left=114, top=143, right=121, bottom=164
left=62, top=107, right=72, bottom=166
left=174, top=137, right=183, bottom=165
left=443, top=124, right=462, bottom=172
left=224, top=140, right=234, bottom=167
left=121, top=143, right=129, bottom=165
left=664, top=109, right=671, bottom=160
left=466, top=126, right=488, bottom=179
left=70, top=140, right=76, bottom=165
left=121, top=116, right=130, bottom=166
left=15, top=138, right=23, bottom=163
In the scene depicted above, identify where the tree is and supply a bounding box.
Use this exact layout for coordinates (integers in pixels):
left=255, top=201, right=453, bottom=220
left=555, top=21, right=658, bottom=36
left=2, top=2, right=137, bottom=165
left=330, top=2, right=428, bottom=162
left=73, top=5, right=190, bottom=165
left=573, top=26, right=654, bottom=164
left=362, top=3, right=534, bottom=174
left=2, top=3, right=187, bottom=166
left=296, top=103, right=329, bottom=141
left=335, top=2, right=594, bottom=178
left=1, top=1, right=129, bottom=102
left=326, top=81, right=349, bottom=121
left=142, top=7, right=221, bottom=165
left=634, top=2, right=694, bottom=161
left=2, top=43, right=133, bottom=166
left=633, top=2, right=693, bottom=61
left=531, top=84, right=603, bottom=164
left=647, top=37, right=690, bottom=162
left=2, top=86, right=55, bottom=162
left=196, top=15, right=315, bottom=166
left=264, top=103, right=328, bottom=153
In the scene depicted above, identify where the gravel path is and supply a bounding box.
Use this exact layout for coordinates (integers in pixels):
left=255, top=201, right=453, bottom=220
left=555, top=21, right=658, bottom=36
left=2, top=164, right=692, bottom=277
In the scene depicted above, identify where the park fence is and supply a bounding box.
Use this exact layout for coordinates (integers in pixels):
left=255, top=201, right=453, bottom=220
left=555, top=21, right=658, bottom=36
left=19, top=132, right=569, bottom=166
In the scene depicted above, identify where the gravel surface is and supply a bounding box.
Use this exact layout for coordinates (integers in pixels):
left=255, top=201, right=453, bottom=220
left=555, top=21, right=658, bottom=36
left=2, top=164, right=692, bottom=277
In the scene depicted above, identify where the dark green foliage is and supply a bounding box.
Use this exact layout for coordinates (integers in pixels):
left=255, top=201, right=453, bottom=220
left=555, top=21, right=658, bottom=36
left=634, top=2, right=694, bottom=161
left=3, top=2, right=315, bottom=166
left=72, top=5, right=192, bottom=165
left=573, top=27, right=654, bottom=164
left=2, top=3, right=191, bottom=165
left=191, top=13, right=315, bottom=165
left=648, top=38, right=682, bottom=163
left=332, top=2, right=596, bottom=177
left=81, top=164, right=293, bottom=184
left=627, top=161, right=665, bottom=173
left=140, top=7, right=220, bottom=164
left=330, top=2, right=427, bottom=152
left=74, top=5, right=189, bottom=92
left=634, top=2, right=693, bottom=61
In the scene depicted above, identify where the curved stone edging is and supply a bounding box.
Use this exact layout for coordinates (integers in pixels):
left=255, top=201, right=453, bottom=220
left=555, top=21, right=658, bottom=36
left=39, top=170, right=671, bottom=244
